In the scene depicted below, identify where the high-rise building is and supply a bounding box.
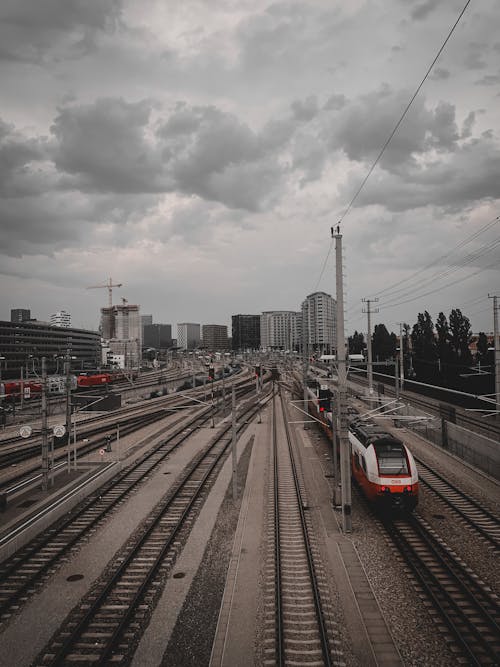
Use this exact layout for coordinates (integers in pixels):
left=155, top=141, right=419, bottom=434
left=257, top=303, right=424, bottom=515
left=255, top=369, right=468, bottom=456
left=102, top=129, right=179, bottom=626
left=50, top=310, right=71, bottom=328
left=202, top=324, right=228, bottom=351
left=301, top=291, right=336, bottom=355
left=11, top=308, right=31, bottom=323
left=143, top=324, right=172, bottom=349
left=177, top=323, right=200, bottom=351
left=260, top=311, right=301, bottom=351
left=114, top=304, right=141, bottom=341
left=100, top=304, right=141, bottom=368
left=141, top=314, right=153, bottom=340
left=232, top=314, right=260, bottom=351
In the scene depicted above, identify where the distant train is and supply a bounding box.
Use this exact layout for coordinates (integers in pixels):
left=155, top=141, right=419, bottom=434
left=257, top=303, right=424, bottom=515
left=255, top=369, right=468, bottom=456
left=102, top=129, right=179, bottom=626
left=306, top=382, right=418, bottom=511
left=76, top=373, right=112, bottom=388
left=0, top=372, right=115, bottom=401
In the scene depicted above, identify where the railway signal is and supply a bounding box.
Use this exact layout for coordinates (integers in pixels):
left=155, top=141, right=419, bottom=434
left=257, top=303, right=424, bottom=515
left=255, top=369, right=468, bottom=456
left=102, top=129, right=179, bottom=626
left=208, top=366, right=215, bottom=380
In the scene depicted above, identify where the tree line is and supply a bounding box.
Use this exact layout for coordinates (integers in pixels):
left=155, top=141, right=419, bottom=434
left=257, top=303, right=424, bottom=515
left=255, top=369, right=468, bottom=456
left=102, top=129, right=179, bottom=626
left=348, top=309, right=494, bottom=400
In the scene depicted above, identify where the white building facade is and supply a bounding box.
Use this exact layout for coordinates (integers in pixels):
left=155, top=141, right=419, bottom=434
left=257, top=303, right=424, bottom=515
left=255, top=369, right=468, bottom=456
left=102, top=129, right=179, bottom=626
left=260, top=311, right=301, bottom=351
left=177, top=323, right=201, bottom=350
left=50, top=310, right=71, bottom=328
left=301, top=291, right=336, bottom=356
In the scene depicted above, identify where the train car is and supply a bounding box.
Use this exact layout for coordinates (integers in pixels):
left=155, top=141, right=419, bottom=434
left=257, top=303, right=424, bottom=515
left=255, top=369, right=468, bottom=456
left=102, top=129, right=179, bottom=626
left=349, top=419, right=418, bottom=511
left=77, top=373, right=112, bottom=389
left=0, top=380, right=42, bottom=400
left=305, top=384, right=418, bottom=511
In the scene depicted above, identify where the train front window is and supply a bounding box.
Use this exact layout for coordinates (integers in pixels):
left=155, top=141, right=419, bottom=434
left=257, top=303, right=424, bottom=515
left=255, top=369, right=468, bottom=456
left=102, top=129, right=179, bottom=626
left=374, top=441, right=409, bottom=475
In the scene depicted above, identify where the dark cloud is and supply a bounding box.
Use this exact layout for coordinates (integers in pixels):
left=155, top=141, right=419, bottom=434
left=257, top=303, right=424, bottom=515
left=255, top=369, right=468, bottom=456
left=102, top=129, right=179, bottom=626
left=327, top=87, right=452, bottom=170
left=348, top=136, right=500, bottom=213
left=51, top=98, right=162, bottom=193
left=0, top=0, right=122, bottom=63
left=430, top=67, right=450, bottom=81
left=410, top=0, right=440, bottom=20
left=475, top=72, right=500, bottom=86
left=0, top=118, right=50, bottom=197
left=464, top=43, right=488, bottom=71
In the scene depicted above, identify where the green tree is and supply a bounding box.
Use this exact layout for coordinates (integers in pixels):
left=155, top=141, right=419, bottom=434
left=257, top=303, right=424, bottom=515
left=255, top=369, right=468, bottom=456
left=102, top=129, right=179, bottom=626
left=372, top=323, right=396, bottom=361
left=448, top=308, right=473, bottom=365
left=476, top=332, right=489, bottom=363
left=348, top=331, right=365, bottom=354
left=435, top=311, right=453, bottom=382
left=411, top=311, right=437, bottom=381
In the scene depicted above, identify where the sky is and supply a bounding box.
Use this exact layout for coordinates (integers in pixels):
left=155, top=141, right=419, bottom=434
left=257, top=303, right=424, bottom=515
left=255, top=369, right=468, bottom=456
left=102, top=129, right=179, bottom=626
left=0, top=0, right=499, bottom=337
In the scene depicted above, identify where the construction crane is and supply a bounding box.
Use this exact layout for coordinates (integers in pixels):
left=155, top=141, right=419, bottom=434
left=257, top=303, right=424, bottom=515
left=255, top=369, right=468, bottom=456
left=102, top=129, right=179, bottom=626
left=86, top=277, right=123, bottom=307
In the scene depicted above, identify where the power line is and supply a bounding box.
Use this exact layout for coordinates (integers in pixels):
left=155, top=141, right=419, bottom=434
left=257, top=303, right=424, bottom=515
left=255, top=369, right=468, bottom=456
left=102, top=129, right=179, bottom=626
left=379, top=235, right=500, bottom=306
left=374, top=214, right=499, bottom=300
left=379, top=258, right=499, bottom=310
left=337, top=0, right=471, bottom=228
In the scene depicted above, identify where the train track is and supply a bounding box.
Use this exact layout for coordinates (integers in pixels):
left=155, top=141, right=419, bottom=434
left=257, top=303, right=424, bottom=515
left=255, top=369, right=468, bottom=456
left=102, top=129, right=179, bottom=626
left=0, top=380, right=259, bottom=621
left=262, top=388, right=340, bottom=666
left=416, top=457, right=500, bottom=551
left=31, top=388, right=265, bottom=665
left=382, top=513, right=500, bottom=665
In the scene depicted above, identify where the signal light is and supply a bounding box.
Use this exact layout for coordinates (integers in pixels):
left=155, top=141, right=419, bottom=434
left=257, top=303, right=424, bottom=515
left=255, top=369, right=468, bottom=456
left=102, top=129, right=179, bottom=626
left=208, top=366, right=215, bottom=380
left=254, top=365, right=261, bottom=378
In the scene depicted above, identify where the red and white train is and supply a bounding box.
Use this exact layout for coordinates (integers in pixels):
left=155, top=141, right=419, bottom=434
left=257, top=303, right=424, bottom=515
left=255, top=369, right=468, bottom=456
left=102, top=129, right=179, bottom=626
left=306, top=382, right=418, bottom=511
left=349, top=420, right=418, bottom=511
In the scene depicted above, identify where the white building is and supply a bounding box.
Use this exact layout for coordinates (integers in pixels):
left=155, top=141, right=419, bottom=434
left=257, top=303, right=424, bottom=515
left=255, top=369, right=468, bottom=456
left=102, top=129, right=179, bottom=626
left=301, top=291, right=336, bottom=355
left=50, top=310, right=71, bottom=328
left=177, top=323, right=201, bottom=350
left=100, top=303, right=141, bottom=368
left=260, top=311, right=301, bottom=351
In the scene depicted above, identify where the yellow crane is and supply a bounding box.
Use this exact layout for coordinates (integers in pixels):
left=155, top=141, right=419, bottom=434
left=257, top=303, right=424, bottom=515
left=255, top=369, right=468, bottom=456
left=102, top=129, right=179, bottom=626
left=86, top=277, right=123, bottom=307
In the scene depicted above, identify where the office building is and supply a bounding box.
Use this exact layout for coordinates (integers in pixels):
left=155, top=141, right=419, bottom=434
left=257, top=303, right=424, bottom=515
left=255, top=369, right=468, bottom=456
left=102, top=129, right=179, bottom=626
left=232, top=314, right=260, bottom=351
left=143, top=324, right=172, bottom=349
left=177, top=323, right=201, bottom=351
left=11, top=309, right=31, bottom=323
left=141, top=314, right=153, bottom=340
left=0, top=320, right=101, bottom=379
left=50, top=310, right=71, bottom=328
left=301, top=291, right=336, bottom=355
left=202, top=324, right=228, bottom=351
left=260, top=311, right=301, bottom=351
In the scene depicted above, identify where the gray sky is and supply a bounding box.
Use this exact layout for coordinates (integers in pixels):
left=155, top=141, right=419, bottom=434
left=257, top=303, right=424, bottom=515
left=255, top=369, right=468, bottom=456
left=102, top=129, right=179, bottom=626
left=1, top=0, right=499, bottom=336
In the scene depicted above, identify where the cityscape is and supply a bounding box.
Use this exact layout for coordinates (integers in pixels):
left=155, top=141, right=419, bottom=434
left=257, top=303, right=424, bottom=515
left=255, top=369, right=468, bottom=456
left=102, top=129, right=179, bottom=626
left=0, top=2, right=499, bottom=667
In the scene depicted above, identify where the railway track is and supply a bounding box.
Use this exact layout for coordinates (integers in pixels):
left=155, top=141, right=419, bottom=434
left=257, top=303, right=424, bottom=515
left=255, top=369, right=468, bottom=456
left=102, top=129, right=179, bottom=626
left=262, top=387, right=340, bottom=666
left=0, top=381, right=259, bottom=624
left=382, top=513, right=500, bottom=665
left=31, top=388, right=265, bottom=665
left=416, top=457, right=500, bottom=551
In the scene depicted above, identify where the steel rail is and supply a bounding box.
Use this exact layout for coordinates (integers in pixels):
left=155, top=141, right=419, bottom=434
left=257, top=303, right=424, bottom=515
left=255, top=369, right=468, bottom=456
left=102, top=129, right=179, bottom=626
left=382, top=514, right=500, bottom=665
left=272, top=390, right=284, bottom=666
left=37, top=388, right=268, bottom=665
left=279, top=387, right=333, bottom=666
left=416, top=456, right=500, bottom=550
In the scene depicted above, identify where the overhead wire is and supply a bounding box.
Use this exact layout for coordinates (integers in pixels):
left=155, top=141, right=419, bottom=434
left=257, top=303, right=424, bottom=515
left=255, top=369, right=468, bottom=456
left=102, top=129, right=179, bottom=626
left=313, top=0, right=472, bottom=293
left=336, top=0, right=472, bottom=228
left=378, top=235, right=500, bottom=306
left=379, top=258, right=499, bottom=310
left=373, top=214, right=499, bottom=299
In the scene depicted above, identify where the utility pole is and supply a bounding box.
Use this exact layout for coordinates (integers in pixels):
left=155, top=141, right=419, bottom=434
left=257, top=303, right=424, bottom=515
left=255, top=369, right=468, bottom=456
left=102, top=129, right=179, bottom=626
left=334, top=227, right=351, bottom=533
left=303, top=311, right=309, bottom=430
left=231, top=385, right=237, bottom=500
left=65, top=349, right=72, bottom=473
left=41, top=357, right=48, bottom=492
left=398, top=322, right=405, bottom=391
left=362, top=298, right=378, bottom=396
left=489, top=294, right=500, bottom=416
